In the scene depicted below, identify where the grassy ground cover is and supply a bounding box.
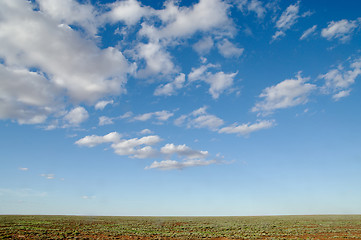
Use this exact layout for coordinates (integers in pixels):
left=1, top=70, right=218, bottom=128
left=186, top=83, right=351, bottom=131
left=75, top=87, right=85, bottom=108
left=1, top=215, right=361, bottom=239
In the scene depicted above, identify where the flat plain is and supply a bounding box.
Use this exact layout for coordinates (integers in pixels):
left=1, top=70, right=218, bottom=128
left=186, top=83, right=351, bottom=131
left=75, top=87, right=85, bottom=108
left=1, top=215, right=361, bottom=239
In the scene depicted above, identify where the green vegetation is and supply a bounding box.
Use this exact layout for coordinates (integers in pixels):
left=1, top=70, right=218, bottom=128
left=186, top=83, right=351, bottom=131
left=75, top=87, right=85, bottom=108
left=1, top=215, right=361, bottom=239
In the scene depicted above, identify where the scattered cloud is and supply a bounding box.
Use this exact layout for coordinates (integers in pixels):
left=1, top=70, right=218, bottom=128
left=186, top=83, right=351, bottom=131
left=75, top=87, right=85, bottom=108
left=188, top=64, right=237, bottom=99
left=145, top=159, right=217, bottom=170
left=76, top=132, right=218, bottom=168
left=321, top=18, right=361, bottom=42
left=139, top=129, right=153, bottom=135
left=63, top=107, right=89, bottom=126
left=95, top=100, right=114, bottom=110
left=319, top=58, right=361, bottom=100
left=272, top=1, right=301, bottom=41
left=160, top=143, right=209, bottom=159
left=75, top=132, right=122, bottom=147
left=133, top=42, right=176, bottom=78
left=19, top=167, right=28, bottom=171
left=0, top=0, right=130, bottom=104
left=252, top=72, right=316, bottom=115
left=99, top=116, right=114, bottom=126
left=193, top=37, right=214, bottom=55
left=300, top=25, right=317, bottom=40
left=237, top=0, right=267, bottom=19
left=105, top=0, right=152, bottom=26
left=37, top=0, right=99, bottom=35
left=175, top=107, right=225, bottom=131
left=154, top=73, right=186, bottom=96
left=217, top=39, right=244, bottom=58
left=40, top=174, right=55, bottom=180
left=133, top=110, right=174, bottom=122
left=219, top=120, right=275, bottom=136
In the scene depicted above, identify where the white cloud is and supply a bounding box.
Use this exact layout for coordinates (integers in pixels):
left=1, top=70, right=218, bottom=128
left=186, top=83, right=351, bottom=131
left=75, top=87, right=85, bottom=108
left=217, top=39, right=244, bottom=58
left=237, top=0, right=266, bottom=19
left=154, top=73, right=186, bottom=96
left=37, top=0, right=99, bottom=35
left=300, top=25, right=317, bottom=40
left=0, top=65, right=59, bottom=124
left=142, top=0, right=233, bottom=41
left=319, top=58, right=361, bottom=100
left=332, top=90, right=351, bottom=101
left=219, top=120, right=275, bottom=136
left=105, top=0, right=152, bottom=26
left=75, top=132, right=219, bottom=169
left=99, top=116, right=114, bottom=126
left=41, top=174, right=55, bottom=180
left=95, top=100, right=114, bottom=110
left=111, top=135, right=162, bottom=159
left=75, top=132, right=122, bottom=147
left=175, top=107, right=224, bottom=131
left=188, top=64, right=237, bottom=99
left=193, top=37, right=214, bottom=55
left=145, top=159, right=217, bottom=170
left=0, top=0, right=130, bottom=105
left=139, top=129, right=153, bottom=135
left=160, top=143, right=208, bottom=159
left=133, top=110, right=174, bottom=122
left=19, top=167, right=28, bottom=171
left=321, top=18, right=361, bottom=42
left=272, top=1, right=300, bottom=40
left=63, top=107, right=89, bottom=126
left=134, top=42, right=176, bottom=78
left=252, top=73, right=316, bottom=115
left=76, top=132, right=161, bottom=159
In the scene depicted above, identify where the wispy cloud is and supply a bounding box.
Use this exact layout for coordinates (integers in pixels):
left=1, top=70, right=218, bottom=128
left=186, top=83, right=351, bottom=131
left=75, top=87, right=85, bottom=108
left=319, top=57, right=361, bottom=101
left=252, top=72, right=316, bottom=115
left=300, top=25, right=317, bottom=40
left=321, top=18, right=361, bottom=42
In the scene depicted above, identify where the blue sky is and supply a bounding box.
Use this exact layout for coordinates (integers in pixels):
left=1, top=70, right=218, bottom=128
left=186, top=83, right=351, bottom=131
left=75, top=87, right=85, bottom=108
left=1, top=0, right=361, bottom=216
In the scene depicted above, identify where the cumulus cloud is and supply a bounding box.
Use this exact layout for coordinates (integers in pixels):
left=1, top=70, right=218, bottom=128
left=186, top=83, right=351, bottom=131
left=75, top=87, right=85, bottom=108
left=272, top=1, right=301, bottom=40
left=95, top=100, right=114, bottom=110
left=75, top=132, right=122, bottom=147
left=139, top=129, right=153, bottom=135
left=63, top=107, right=89, bottom=126
left=37, top=0, right=99, bottom=35
left=237, top=0, right=267, bottom=19
left=133, top=110, right=174, bottom=122
left=133, top=42, right=176, bottom=78
left=319, top=58, right=361, bottom=100
left=219, top=120, right=275, bottom=136
left=188, top=64, right=237, bottom=99
left=105, top=0, right=152, bottom=26
left=76, top=132, right=218, bottom=169
left=321, top=18, right=361, bottom=42
left=193, top=36, right=214, bottom=55
left=252, top=73, right=316, bottom=115
left=111, top=136, right=161, bottom=159
left=300, top=25, right=317, bottom=40
left=145, top=159, right=217, bottom=170
left=0, top=0, right=129, bottom=105
left=160, top=143, right=208, bottom=159
left=0, top=0, right=134, bottom=126
left=175, top=106, right=225, bottom=131
left=0, top=65, right=59, bottom=124
left=154, top=73, right=186, bottom=96
left=140, top=0, right=233, bottom=41
left=99, top=116, right=114, bottom=126
left=217, top=39, right=244, bottom=58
